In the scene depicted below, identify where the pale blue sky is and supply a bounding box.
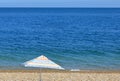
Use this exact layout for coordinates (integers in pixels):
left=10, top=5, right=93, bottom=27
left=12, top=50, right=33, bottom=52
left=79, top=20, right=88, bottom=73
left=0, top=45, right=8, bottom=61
left=0, top=0, right=120, bottom=7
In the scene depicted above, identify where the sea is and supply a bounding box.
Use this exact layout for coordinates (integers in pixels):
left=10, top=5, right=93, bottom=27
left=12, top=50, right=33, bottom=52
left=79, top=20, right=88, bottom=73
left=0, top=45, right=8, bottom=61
left=0, top=8, right=120, bottom=70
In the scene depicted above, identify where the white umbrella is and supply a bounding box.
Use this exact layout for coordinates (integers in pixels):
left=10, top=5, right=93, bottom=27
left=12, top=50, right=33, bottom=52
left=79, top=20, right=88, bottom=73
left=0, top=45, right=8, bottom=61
left=23, top=55, right=64, bottom=81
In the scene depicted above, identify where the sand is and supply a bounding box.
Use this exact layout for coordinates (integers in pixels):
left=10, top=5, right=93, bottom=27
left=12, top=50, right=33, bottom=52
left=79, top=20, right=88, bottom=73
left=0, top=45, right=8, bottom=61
left=0, top=70, right=120, bottom=81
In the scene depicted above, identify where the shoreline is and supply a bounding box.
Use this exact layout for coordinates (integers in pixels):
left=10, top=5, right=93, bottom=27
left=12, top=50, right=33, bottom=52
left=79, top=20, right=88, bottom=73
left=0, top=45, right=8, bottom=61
left=0, top=69, right=120, bottom=73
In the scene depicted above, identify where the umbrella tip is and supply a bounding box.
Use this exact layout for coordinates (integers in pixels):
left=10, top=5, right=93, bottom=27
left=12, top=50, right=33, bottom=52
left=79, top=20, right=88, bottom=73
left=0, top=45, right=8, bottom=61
left=41, top=55, right=43, bottom=56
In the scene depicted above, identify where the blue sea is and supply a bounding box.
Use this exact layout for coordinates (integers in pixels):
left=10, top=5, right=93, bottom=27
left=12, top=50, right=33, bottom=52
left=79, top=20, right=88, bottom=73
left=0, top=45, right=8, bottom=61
left=0, top=8, right=120, bottom=70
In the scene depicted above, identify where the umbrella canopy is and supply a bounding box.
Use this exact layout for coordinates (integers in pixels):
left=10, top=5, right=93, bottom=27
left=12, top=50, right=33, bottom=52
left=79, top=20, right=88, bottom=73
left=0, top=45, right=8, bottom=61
left=23, top=55, right=64, bottom=70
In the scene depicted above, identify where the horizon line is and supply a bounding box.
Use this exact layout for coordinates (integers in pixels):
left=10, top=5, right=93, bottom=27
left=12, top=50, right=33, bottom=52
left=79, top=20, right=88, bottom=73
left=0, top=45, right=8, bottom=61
left=0, top=7, right=120, bottom=8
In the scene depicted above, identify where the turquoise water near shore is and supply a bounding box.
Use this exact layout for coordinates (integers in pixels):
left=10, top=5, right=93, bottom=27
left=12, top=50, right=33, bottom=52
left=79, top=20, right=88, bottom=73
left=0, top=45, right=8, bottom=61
left=0, top=8, right=120, bottom=70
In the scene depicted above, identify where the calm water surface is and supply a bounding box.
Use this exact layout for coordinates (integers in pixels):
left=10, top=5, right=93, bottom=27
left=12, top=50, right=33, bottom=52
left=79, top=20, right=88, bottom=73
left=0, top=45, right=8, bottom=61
left=0, top=8, right=120, bottom=70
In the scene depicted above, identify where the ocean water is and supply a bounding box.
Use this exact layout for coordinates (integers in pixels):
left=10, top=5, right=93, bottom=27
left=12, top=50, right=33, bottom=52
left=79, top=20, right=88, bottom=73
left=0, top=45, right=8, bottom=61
left=0, top=8, right=120, bottom=70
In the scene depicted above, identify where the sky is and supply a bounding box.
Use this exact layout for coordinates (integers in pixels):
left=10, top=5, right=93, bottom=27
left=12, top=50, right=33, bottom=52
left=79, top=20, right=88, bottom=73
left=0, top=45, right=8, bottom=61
left=0, top=0, right=120, bottom=7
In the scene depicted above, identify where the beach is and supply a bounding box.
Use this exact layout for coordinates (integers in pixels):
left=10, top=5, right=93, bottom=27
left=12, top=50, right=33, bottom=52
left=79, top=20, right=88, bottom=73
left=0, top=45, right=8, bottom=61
left=0, top=70, right=120, bottom=81
left=0, top=8, right=120, bottom=81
